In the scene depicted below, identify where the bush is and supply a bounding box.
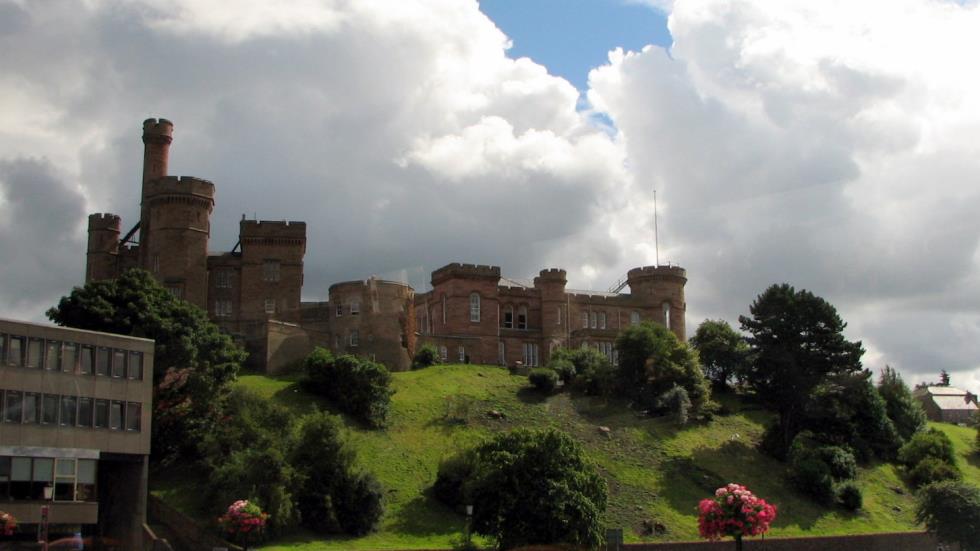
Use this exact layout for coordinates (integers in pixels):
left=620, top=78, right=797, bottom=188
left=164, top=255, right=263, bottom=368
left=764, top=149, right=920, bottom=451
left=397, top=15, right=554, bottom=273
left=547, top=358, right=577, bottom=384
left=528, top=368, right=559, bottom=393
left=818, top=446, right=857, bottom=481
left=616, top=322, right=711, bottom=414
left=304, top=349, right=394, bottom=428
left=899, top=428, right=957, bottom=467
left=550, top=348, right=615, bottom=395
left=790, top=455, right=836, bottom=505
left=838, top=482, right=863, bottom=511
left=877, top=366, right=927, bottom=442
left=916, top=480, right=980, bottom=551
left=655, top=385, right=691, bottom=425
left=434, top=451, right=478, bottom=509
left=334, top=471, right=385, bottom=536
left=788, top=433, right=852, bottom=504
left=412, top=344, right=440, bottom=370
left=909, top=457, right=961, bottom=488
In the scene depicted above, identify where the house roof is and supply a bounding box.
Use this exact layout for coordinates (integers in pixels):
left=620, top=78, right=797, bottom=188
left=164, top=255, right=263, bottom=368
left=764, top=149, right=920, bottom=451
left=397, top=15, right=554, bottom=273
left=920, top=385, right=973, bottom=397
left=931, top=395, right=979, bottom=412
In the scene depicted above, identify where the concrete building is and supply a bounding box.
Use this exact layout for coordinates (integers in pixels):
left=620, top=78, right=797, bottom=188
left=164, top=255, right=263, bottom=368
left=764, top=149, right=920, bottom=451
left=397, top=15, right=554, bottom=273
left=414, top=263, right=686, bottom=367
left=0, top=318, right=154, bottom=549
left=914, top=385, right=979, bottom=424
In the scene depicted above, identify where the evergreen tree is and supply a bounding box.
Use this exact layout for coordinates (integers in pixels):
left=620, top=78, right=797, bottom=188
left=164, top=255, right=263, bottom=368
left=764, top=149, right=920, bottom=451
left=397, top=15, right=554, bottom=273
left=877, top=365, right=927, bottom=442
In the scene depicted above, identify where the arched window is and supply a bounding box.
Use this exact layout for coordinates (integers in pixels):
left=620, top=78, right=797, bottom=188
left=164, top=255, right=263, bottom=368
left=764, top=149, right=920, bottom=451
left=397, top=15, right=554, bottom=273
left=503, top=305, right=514, bottom=329
left=470, top=293, right=481, bottom=322
left=517, top=306, right=528, bottom=330
left=662, top=301, right=671, bottom=329
left=590, top=312, right=597, bottom=329
left=630, top=311, right=640, bottom=326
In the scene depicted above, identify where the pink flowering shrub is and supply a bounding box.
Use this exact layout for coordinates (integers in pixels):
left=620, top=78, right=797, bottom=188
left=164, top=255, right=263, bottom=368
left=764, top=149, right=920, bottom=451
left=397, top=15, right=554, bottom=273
left=1, top=510, right=16, bottom=536
left=218, top=500, right=269, bottom=540
left=698, top=483, right=776, bottom=543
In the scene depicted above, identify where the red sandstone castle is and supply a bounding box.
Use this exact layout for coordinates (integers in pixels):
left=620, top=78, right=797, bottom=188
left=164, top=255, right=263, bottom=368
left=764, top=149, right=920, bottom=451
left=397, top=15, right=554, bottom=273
left=85, top=119, right=687, bottom=372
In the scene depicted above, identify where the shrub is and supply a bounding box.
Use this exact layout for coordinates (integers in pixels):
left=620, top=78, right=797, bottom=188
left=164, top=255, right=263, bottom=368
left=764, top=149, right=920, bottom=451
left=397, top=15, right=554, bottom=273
left=788, top=433, right=846, bottom=504
left=334, top=471, right=385, bottom=536
left=916, top=480, right=980, bottom=551
left=877, top=366, right=927, bottom=442
left=656, top=385, right=692, bottom=425
left=528, top=368, right=559, bottom=393
left=412, top=344, right=440, bottom=370
left=547, top=358, right=577, bottom=384
left=818, top=446, right=857, bottom=481
left=434, top=451, right=478, bottom=509
left=838, top=482, right=863, bottom=511
left=790, top=455, right=836, bottom=505
left=909, top=457, right=961, bottom=488
left=208, top=447, right=299, bottom=536
left=304, top=350, right=394, bottom=428
left=616, top=322, right=711, bottom=413
left=899, top=428, right=957, bottom=467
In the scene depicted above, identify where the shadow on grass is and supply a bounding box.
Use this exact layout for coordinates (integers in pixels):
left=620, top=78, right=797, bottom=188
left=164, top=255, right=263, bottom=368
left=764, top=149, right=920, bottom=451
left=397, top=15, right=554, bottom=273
left=967, top=451, right=980, bottom=469
left=517, top=386, right=549, bottom=404
left=388, top=491, right=465, bottom=537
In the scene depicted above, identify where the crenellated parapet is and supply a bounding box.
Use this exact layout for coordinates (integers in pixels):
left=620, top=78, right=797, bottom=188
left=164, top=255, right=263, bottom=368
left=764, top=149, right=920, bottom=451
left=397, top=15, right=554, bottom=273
left=627, top=265, right=687, bottom=281
left=431, top=263, right=501, bottom=286
left=240, top=220, right=307, bottom=248
left=143, top=176, right=215, bottom=210
left=142, top=118, right=173, bottom=144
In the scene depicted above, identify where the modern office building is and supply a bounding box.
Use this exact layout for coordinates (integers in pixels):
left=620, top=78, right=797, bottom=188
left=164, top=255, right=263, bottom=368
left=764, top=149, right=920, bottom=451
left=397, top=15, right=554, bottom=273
left=0, top=318, right=153, bottom=549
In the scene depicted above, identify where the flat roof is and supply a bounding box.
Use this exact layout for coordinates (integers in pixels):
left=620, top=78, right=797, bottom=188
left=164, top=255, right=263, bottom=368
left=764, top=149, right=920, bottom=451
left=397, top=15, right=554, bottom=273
left=0, top=317, right=154, bottom=343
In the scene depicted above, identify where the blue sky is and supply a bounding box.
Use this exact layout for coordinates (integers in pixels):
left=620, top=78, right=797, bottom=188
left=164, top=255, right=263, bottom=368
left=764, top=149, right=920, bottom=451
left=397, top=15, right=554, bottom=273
left=479, top=0, right=671, bottom=90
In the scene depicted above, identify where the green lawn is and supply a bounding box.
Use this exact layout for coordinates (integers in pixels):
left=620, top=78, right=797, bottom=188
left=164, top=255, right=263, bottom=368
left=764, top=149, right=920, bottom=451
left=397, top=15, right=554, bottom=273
left=155, top=364, right=980, bottom=550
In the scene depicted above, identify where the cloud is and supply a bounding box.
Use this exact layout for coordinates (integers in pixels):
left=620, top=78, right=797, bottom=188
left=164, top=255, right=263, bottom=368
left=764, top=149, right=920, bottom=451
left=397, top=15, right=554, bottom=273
left=588, top=0, right=980, bottom=387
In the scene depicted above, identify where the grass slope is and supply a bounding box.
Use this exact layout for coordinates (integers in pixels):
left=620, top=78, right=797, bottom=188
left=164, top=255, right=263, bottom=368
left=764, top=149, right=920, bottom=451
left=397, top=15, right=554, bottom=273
left=167, top=365, right=979, bottom=550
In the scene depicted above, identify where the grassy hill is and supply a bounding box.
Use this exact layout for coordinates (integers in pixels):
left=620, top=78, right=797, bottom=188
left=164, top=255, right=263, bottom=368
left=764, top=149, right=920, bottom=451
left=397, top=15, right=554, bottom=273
left=155, top=364, right=980, bottom=550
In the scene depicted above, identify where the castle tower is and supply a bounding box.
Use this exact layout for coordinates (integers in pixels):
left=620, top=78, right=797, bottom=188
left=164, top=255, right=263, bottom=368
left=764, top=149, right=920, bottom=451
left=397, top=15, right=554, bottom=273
left=86, top=213, right=121, bottom=282
left=238, top=220, right=307, bottom=322
left=534, top=268, right=568, bottom=348
left=139, top=118, right=174, bottom=267
left=626, top=265, right=687, bottom=340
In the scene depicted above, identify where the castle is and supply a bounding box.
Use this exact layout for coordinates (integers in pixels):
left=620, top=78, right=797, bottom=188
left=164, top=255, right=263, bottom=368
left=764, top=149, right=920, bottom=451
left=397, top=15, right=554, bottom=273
left=85, top=118, right=687, bottom=372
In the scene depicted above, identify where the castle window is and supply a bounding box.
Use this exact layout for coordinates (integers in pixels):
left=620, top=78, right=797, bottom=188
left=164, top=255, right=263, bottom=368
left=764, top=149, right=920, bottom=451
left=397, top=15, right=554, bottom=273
left=522, top=343, right=539, bottom=367
left=503, top=306, right=514, bottom=329
left=349, top=330, right=359, bottom=347
left=498, top=342, right=505, bottom=365
left=599, top=312, right=607, bottom=330
left=442, top=295, right=447, bottom=324
left=630, top=311, right=640, bottom=325
left=264, top=299, right=276, bottom=314
left=517, top=306, right=527, bottom=330
left=215, top=270, right=232, bottom=288
left=350, top=301, right=360, bottom=315
left=557, top=307, right=562, bottom=326
left=152, top=255, right=160, bottom=274
left=581, top=312, right=588, bottom=329
left=458, top=346, right=465, bottom=362
left=263, top=260, right=281, bottom=282
left=166, top=285, right=182, bottom=300
left=662, top=301, right=671, bottom=329
left=215, top=300, right=232, bottom=317
left=470, top=293, right=480, bottom=323
left=336, top=303, right=343, bottom=317
left=440, top=346, right=448, bottom=361
left=590, top=312, right=597, bottom=329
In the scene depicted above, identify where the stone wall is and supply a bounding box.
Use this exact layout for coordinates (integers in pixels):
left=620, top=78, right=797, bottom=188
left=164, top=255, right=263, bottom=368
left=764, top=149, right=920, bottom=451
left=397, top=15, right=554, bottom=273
left=613, top=531, right=952, bottom=551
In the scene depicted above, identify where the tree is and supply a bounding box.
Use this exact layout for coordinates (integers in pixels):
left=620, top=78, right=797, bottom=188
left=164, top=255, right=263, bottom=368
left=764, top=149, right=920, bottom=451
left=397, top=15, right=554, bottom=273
left=303, top=349, right=394, bottom=428
left=915, top=481, right=980, bottom=551
left=465, top=428, right=607, bottom=550
left=739, top=284, right=864, bottom=456
left=939, top=369, right=951, bottom=387
left=46, top=268, right=246, bottom=462
left=615, top=322, right=711, bottom=415
left=689, top=319, right=748, bottom=390
left=877, top=366, right=927, bottom=443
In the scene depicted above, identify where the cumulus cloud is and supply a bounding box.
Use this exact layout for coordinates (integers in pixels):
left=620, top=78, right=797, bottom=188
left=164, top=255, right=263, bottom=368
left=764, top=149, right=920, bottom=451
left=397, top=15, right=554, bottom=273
left=1, top=0, right=978, bottom=390
left=589, top=0, right=980, bottom=388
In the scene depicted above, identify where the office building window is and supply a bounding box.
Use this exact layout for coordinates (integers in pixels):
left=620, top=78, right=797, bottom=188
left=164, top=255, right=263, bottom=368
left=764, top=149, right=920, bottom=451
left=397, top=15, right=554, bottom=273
left=9, top=457, right=31, bottom=500
left=126, top=403, right=141, bottom=432
left=62, top=342, right=77, bottom=373
left=630, top=311, right=640, bottom=325
left=94, top=400, right=108, bottom=429
left=45, top=341, right=61, bottom=371
left=77, top=459, right=97, bottom=501
left=349, top=330, right=359, bottom=347
left=0, top=457, right=9, bottom=499
left=31, top=458, right=53, bottom=500
left=590, top=312, right=597, bottom=329
left=264, top=299, right=276, bottom=314
left=60, top=396, right=77, bottom=426
left=503, top=306, right=514, bottom=329
left=26, top=338, right=43, bottom=368
left=112, top=350, right=126, bottom=378
left=599, top=312, right=607, bottom=330
left=469, top=293, right=480, bottom=322
left=42, top=394, right=58, bottom=425
left=22, top=393, right=38, bottom=424
left=581, top=312, right=589, bottom=329
left=350, top=301, right=360, bottom=315
left=215, top=269, right=233, bottom=288
left=79, top=346, right=93, bottom=375
left=109, top=401, right=123, bottom=430
left=517, top=306, right=528, bottom=330
left=128, top=351, right=143, bottom=380
left=7, top=336, right=23, bottom=366
left=54, top=458, right=76, bottom=502
left=4, top=391, right=22, bottom=423
left=96, top=347, right=110, bottom=376
left=77, top=398, right=93, bottom=428
left=263, top=260, right=281, bottom=282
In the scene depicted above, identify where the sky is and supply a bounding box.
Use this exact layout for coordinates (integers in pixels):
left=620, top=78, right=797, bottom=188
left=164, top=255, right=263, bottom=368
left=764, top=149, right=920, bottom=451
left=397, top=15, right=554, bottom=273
left=1, top=0, right=979, bottom=392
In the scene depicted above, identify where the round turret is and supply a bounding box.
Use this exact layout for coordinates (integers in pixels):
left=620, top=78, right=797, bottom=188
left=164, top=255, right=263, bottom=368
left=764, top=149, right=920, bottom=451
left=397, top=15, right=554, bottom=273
left=626, top=265, right=687, bottom=340
left=86, top=213, right=121, bottom=282
left=142, top=118, right=173, bottom=185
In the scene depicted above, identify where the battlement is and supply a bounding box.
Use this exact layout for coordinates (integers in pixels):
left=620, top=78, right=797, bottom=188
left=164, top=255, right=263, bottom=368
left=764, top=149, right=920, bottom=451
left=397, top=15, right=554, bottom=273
left=142, top=118, right=173, bottom=143
left=329, top=278, right=413, bottom=294
left=627, top=265, right=687, bottom=281
left=431, top=262, right=501, bottom=285
left=240, top=220, right=307, bottom=240
left=87, top=213, right=121, bottom=231
left=498, top=286, right=539, bottom=297
left=143, top=176, right=215, bottom=200
left=534, top=268, right=567, bottom=289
